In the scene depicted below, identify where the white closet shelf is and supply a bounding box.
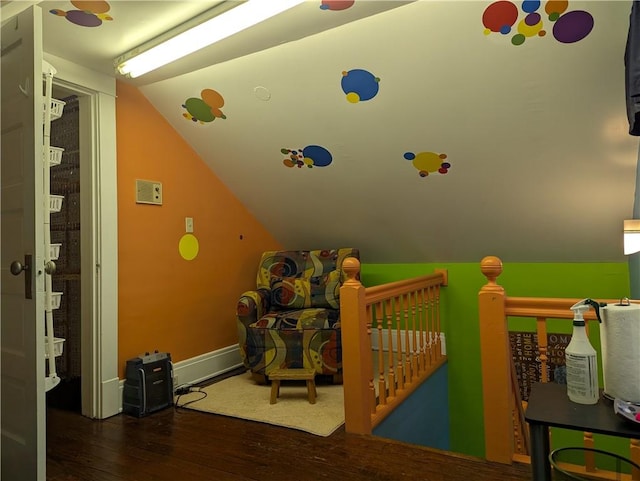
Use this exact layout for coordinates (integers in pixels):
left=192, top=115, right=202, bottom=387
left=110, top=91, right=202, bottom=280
left=43, top=98, right=66, bottom=122
left=49, top=146, right=64, bottom=166
left=49, top=243, right=61, bottom=260
left=44, top=337, right=65, bottom=359
left=50, top=194, right=64, bottom=212
left=49, top=292, right=63, bottom=310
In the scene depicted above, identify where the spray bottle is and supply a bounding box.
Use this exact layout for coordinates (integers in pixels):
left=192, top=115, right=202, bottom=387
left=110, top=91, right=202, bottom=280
left=566, top=299, right=599, bottom=404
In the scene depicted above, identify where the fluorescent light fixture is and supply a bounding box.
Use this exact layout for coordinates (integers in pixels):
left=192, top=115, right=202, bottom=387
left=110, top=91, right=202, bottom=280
left=116, top=0, right=305, bottom=78
left=624, top=219, right=640, bottom=255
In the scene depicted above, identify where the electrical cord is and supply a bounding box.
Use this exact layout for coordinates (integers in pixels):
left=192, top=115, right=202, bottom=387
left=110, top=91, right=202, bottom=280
left=175, top=385, right=192, bottom=395
left=174, top=386, right=207, bottom=411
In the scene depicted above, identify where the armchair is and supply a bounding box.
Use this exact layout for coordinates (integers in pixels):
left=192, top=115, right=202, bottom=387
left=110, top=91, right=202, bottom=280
left=236, top=248, right=359, bottom=384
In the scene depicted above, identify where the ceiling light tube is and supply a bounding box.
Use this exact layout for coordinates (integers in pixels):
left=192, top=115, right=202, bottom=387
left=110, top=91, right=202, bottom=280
left=116, top=0, right=305, bottom=78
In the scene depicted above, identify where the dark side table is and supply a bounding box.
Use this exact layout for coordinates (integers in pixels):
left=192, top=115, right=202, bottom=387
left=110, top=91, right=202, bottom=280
left=524, top=382, right=640, bottom=481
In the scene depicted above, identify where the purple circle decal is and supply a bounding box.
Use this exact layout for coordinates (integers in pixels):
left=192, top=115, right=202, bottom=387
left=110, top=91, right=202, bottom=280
left=65, top=10, right=102, bottom=27
left=525, top=12, right=541, bottom=27
left=552, top=10, right=594, bottom=44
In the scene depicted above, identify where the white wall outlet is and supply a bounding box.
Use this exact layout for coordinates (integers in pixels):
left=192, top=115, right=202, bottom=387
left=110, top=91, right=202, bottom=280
left=185, top=217, right=193, bottom=233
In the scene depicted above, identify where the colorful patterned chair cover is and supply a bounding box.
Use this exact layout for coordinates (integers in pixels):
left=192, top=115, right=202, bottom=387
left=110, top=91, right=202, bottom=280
left=236, top=248, right=359, bottom=384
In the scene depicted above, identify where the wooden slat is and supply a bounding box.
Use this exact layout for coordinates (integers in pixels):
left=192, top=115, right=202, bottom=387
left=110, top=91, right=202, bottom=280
left=364, top=272, right=446, bottom=304
left=434, top=284, right=442, bottom=361
left=396, top=301, right=405, bottom=391
left=386, top=310, right=396, bottom=398
left=421, top=287, right=430, bottom=368
left=510, top=353, right=529, bottom=455
left=583, top=432, right=595, bottom=472
left=505, top=297, right=640, bottom=320
left=377, top=309, right=386, bottom=405
left=536, top=317, right=548, bottom=383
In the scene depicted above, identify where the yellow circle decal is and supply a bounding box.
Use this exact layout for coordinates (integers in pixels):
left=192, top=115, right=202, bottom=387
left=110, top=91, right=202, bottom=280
left=346, top=92, right=360, bottom=103
left=179, top=234, right=199, bottom=261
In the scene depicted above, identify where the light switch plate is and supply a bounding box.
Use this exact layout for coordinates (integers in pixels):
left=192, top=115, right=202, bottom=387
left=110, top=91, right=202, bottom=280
left=185, top=217, right=193, bottom=233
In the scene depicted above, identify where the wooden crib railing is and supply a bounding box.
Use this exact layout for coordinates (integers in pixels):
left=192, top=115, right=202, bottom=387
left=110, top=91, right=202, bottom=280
left=479, top=255, right=640, bottom=479
left=340, top=257, right=448, bottom=435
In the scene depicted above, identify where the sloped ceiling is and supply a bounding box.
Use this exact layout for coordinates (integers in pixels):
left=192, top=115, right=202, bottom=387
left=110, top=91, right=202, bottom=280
left=33, top=0, right=640, bottom=263
left=139, top=1, right=640, bottom=263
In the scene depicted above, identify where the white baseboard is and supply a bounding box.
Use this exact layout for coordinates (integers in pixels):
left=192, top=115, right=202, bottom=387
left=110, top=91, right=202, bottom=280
left=370, top=329, right=446, bottom=356
left=172, top=344, right=243, bottom=389
left=118, top=344, right=243, bottom=411
left=101, top=377, right=122, bottom=419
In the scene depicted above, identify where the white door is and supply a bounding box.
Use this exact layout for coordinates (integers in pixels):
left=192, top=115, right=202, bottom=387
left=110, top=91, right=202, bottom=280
left=1, top=6, right=46, bottom=480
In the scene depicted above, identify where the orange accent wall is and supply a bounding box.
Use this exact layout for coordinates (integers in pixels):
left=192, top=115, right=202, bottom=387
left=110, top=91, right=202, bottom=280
left=116, top=81, right=281, bottom=378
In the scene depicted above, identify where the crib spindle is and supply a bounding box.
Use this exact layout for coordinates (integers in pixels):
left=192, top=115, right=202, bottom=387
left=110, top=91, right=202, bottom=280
left=535, top=317, right=549, bottom=384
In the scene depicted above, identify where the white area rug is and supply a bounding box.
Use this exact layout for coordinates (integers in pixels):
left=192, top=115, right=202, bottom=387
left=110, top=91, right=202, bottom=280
left=176, top=371, right=345, bottom=437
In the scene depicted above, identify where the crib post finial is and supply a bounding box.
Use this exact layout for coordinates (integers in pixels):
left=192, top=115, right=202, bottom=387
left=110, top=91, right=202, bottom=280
left=343, top=257, right=361, bottom=286
left=480, top=256, right=503, bottom=291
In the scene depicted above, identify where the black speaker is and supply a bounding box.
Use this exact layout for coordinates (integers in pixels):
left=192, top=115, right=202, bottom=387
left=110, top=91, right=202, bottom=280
left=123, top=351, right=173, bottom=417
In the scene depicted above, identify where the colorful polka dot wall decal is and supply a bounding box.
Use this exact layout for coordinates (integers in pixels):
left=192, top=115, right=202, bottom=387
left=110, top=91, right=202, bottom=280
left=341, top=69, right=380, bottom=103
left=320, top=1, right=355, bottom=11
left=404, top=151, right=450, bottom=178
left=182, top=89, right=226, bottom=124
left=50, top=0, right=113, bottom=27
left=281, top=145, right=333, bottom=169
left=482, top=1, right=593, bottom=46
left=179, top=234, right=199, bottom=261
left=552, top=10, right=594, bottom=44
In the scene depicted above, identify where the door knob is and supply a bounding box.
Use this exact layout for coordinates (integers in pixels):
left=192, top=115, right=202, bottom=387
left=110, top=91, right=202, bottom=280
left=10, top=260, right=29, bottom=275
left=44, top=260, right=56, bottom=275
left=10, top=255, right=33, bottom=299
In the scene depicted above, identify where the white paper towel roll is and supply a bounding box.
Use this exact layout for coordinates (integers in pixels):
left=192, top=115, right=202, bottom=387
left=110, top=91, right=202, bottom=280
left=600, top=303, right=640, bottom=403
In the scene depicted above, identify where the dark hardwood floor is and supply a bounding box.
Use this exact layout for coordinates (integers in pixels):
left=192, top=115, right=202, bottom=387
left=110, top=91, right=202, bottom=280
left=46, top=405, right=532, bottom=481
